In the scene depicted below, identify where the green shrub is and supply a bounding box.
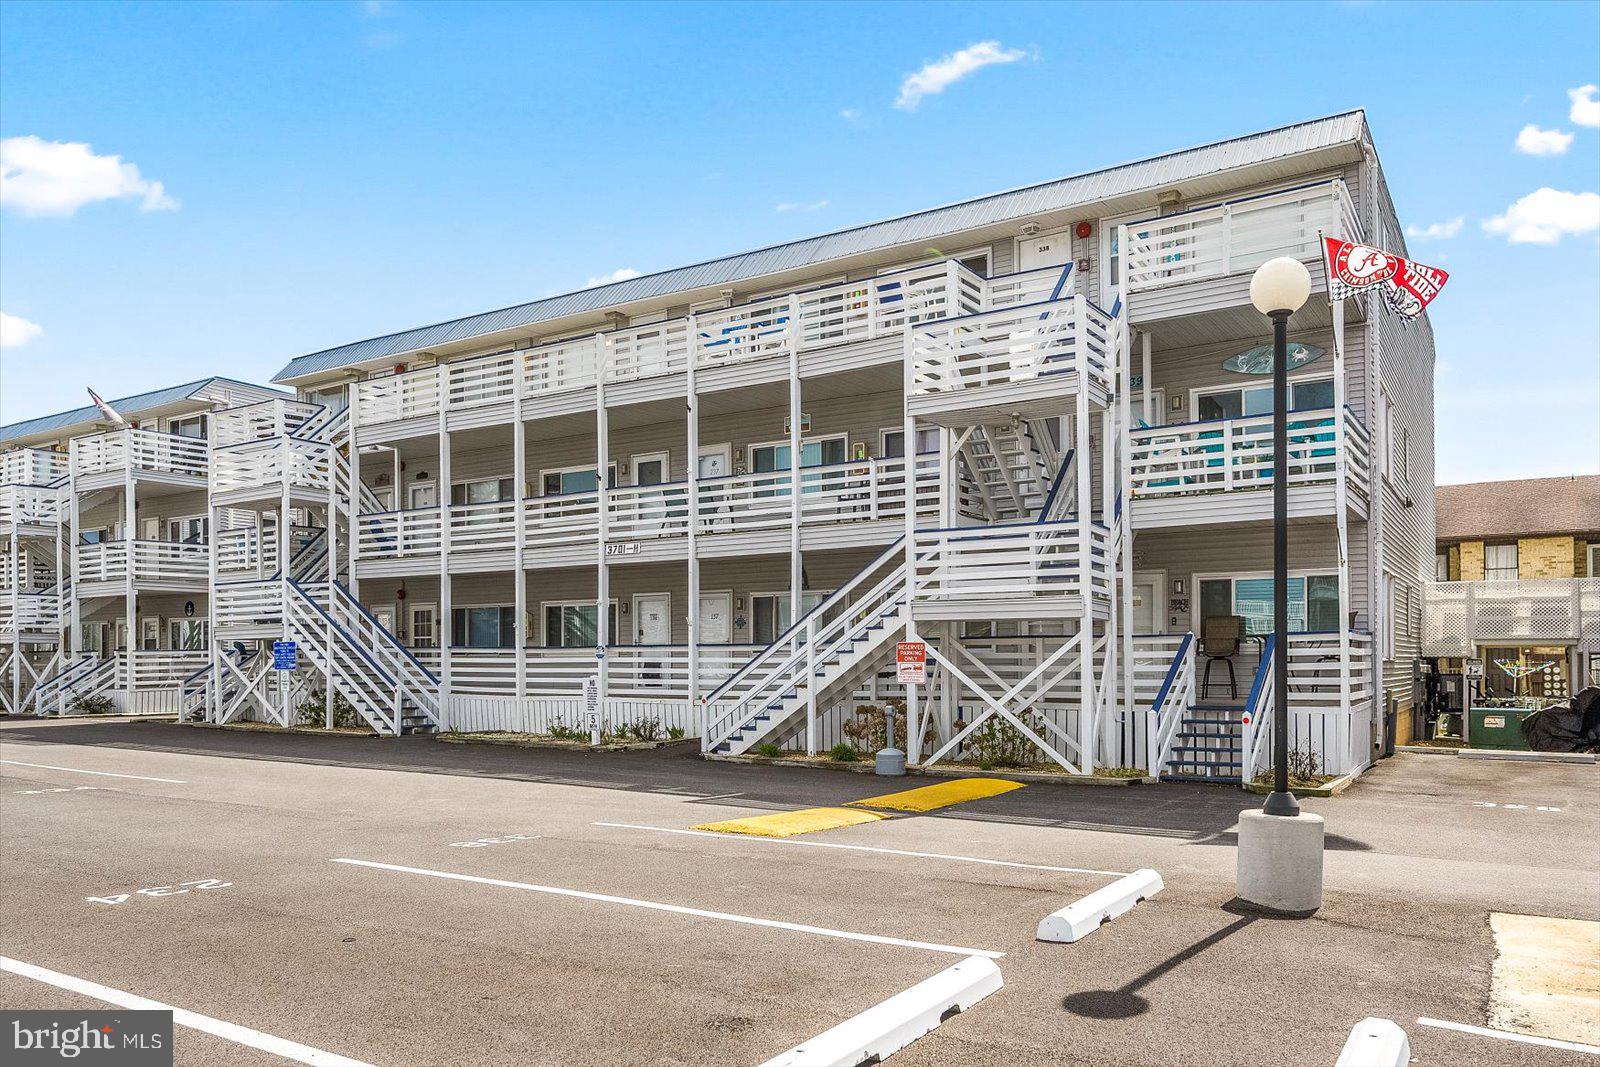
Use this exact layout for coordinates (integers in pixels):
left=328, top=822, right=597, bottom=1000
left=624, top=718, right=661, bottom=743
left=827, top=742, right=860, bottom=762
left=755, top=743, right=783, bottom=758
left=667, top=726, right=685, bottom=741
left=295, top=690, right=358, bottom=729
left=68, top=693, right=116, bottom=715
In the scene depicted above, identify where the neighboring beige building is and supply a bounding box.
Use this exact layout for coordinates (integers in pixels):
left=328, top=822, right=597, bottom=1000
left=1436, top=476, right=1599, bottom=583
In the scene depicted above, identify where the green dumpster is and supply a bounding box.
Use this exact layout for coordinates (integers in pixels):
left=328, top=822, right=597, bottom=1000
left=1467, top=706, right=1537, bottom=750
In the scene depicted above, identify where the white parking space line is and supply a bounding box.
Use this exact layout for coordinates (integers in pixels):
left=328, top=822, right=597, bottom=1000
left=1, top=956, right=373, bottom=1066
left=595, top=822, right=1128, bottom=877
left=332, top=857, right=1005, bottom=960
left=1417, top=1017, right=1600, bottom=1056
left=0, top=758, right=186, bottom=784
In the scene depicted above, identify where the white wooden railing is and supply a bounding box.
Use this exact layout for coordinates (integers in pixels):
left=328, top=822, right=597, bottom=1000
left=212, top=436, right=330, bottom=494
left=215, top=579, right=283, bottom=629
left=122, top=650, right=210, bottom=688
left=1144, top=632, right=1196, bottom=774
left=428, top=644, right=762, bottom=698
left=76, top=540, right=208, bottom=584
left=1123, top=179, right=1361, bottom=292
left=0, top=590, right=60, bottom=632
left=1423, top=578, right=1600, bottom=657
left=0, top=483, right=62, bottom=528
left=351, top=260, right=1074, bottom=427
left=907, top=293, right=1114, bottom=405
left=1129, top=406, right=1371, bottom=501
left=1241, top=632, right=1375, bottom=780
left=355, top=457, right=940, bottom=560
left=71, top=428, right=209, bottom=480
left=212, top=398, right=324, bottom=446
left=911, top=521, right=1113, bottom=605
left=0, top=447, right=68, bottom=486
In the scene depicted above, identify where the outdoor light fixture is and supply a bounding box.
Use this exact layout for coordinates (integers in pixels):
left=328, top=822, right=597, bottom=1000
left=1250, top=256, right=1311, bottom=819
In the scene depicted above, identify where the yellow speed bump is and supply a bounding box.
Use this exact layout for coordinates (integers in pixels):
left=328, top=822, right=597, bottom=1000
left=848, top=777, right=1023, bottom=813
left=692, top=806, right=889, bottom=838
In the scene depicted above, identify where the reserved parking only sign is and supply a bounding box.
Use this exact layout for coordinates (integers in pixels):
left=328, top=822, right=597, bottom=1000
left=896, top=640, right=926, bottom=685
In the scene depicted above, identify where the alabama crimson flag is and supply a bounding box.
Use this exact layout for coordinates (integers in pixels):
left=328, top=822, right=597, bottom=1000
left=1322, top=237, right=1448, bottom=320
left=86, top=387, right=130, bottom=428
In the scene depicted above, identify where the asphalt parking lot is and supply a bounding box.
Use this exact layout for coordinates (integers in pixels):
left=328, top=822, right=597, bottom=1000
left=2, top=717, right=1597, bottom=1066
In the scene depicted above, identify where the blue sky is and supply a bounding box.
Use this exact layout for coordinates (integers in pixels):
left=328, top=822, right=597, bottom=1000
left=1, top=0, right=1596, bottom=483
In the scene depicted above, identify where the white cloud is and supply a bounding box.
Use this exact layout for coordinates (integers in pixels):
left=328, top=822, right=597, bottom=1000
left=839, top=108, right=862, bottom=123
left=1406, top=216, right=1464, bottom=239
left=0, top=311, right=43, bottom=349
left=362, top=0, right=394, bottom=13
left=583, top=267, right=641, bottom=288
left=775, top=200, right=829, bottom=213
left=1481, top=187, right=1600, bottom=244
left=1515, top=124, right=1574, bottom=156
left=1570, top=84, right=1600, bottom=127
left=894, top=41, right=1027, bottom=111
left=0, top=136, right=178, bottom=217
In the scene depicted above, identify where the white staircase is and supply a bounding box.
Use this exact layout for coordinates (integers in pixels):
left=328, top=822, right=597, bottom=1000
left=960, top=420, right=1060, bottom=521
left=32, top=653, right=118, bottom=714
left=707, top=540, right=908, bottom=755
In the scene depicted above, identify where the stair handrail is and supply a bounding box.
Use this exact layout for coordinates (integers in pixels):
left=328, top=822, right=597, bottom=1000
left=1240, top=634, right=1277, bottom=783
left=705, top=556, right=910, bottom=749
left=330, top=580, right=440, bottom=687
left=284, top=590, right=403, bottom=734
left=34, top=651, right=98, bottom=704
left=1035, top=447, right=1077, bottom=521
left=1145, top=632, right=1195, bottom=775
left=705, top=536, right=904, bottom=705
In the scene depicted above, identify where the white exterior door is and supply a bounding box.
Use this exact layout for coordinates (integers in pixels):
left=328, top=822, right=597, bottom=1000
left=634, top=593, right=671, bottom=645
left=1132, top=572, right=1164, bottom=634
left=1019, top=231, right=1073, bottom=272
left=697, top=592, right=732, bottom=644
left=698, top=446, right=730, bottom=479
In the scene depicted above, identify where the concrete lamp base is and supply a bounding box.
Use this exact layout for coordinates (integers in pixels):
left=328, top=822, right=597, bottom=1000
left=1236, top=809, right=1325, bottom=915
left=874, top=748, right=907, bottom=776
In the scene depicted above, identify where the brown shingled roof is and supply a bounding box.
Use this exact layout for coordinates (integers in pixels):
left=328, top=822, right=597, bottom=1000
left=1436, top=475, right=1600, bottom=543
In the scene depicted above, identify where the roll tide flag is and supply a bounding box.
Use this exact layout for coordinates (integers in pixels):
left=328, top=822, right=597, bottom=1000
left=86, top=387, right=130, bottom=428
left=1322, top=237, right=1448, bottom=320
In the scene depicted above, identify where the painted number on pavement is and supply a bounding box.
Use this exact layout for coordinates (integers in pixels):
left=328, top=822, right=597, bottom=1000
left=86, top=879, right=232, bottom=905
left=449, top=834, right=540, bottom=848
left=1475, top=802, right=1562, bottom=812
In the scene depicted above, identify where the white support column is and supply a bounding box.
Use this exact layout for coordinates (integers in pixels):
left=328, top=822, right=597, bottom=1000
left=513, top=368, right=527, bottom=708
left=901, top=330, right=923, bottom=764
left=123, top=438, right=136, bottom=709
left=1331, top=302, right=1353, bottom=722
left=1122, top=323, right=1141, bottom=765
left=278, top=420, right=292, bottom=727
left=347, top=384, right=361, bottom=603
left=438, top=404, right=453, bottom=713
left=68, top=464, right=81, bottom=656
left=1074, top=295, right=1097, bottom=773
left=595, top=337, right=610, bottom=704
left=8, top=532, right=19, bottom=715
left=206, top=455, right=220, bottom=724
left=685, top=316, right=701, bottom=742
left=325, top=424, right=336, bottom=730
left=787, top=318, right=803, bottom=652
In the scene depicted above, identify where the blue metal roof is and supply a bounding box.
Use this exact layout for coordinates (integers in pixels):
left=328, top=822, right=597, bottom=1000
left=0, top=377, right=281, bottom=445
left=273, top=110, right=1368, bottom=384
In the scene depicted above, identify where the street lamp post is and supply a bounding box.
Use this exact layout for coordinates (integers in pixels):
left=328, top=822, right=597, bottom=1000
left=1249, top=257, right=1312, bottom=818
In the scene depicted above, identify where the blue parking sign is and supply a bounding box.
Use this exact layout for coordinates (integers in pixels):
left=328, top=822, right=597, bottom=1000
left=272, top=640, right=298, bottom=671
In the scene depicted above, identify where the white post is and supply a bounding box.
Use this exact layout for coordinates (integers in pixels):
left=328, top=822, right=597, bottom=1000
left=123, top=437, right=136, bottom=711
left=1075, top=295, right=1096, bottom=773
left=787, top=315, right=803, bottom=662
left=1123, top=323, right=1140, bottom=764
left=686, top=315, right=701, bottom=744
left=325, top=422, right=336, bottom=731
left=438, top=408, right=453, bottom=715
left=595, top=336, right=610, bottom=706
left=513, top=362, right=527, bottom=708
left=1331, top=299, right=1355, bottom=751
left=348, top=383, right=361, bottom=604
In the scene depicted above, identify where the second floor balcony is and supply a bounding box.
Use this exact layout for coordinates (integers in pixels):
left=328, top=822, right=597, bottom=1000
left=0, top=482, right=63, bottom=530
left=75, top=539, right=210, bottom=591
left=71, top=428, right=209, bottom=487
left=1128, top=406, right=1371, bottom=529
left=0, top=447, right=68, bottom=487
left=354, top=455, right=947, bottom=571
left=212, top=435, right=332, bottom=502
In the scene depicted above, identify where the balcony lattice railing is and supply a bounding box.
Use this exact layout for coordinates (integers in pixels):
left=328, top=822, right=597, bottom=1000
left=907, top=294, right=1114, bottom=407
left=212, top=436, right=331, bottom=495
left=1423, top=578, right=1600, bottom=656
left=212, top=398, right=325, bottom=447
left=352, top=260, right=1071, bottom=428
left=1123, top=179, right=1361, bottom=293
left=0, top=483, right=62, bottom=528
left=76, top=540, right=209, bottom=584
left=0, top=447, right=68, bottom=487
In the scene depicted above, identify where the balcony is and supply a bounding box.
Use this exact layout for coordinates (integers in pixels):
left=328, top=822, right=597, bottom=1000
left=70, top=428, right=209, bottom=488
left=350, top=261, right=1071, bottom=438
left=0, top=591, right=62, bottom=639
left=212, top=397, right=326, bottom=446
left=76, top=539, right=209, bottom=592
left=216, top=524, right=323, bottom=577
left=910, top=520, right=1114, bottom=621
left=1423, top=578, right=1600, bottom=657
left=906, top=294, right=1115, bottom=425
left=413, top=644, right=760, bottom=700
left=1122, top=180, right=1361, bottom=326
left=354, top=455, right=942, bottom=571
left=0, top=483, right=62, bottom=530
left=1128, top=406, right=1371, bottom=528
left=0, top=447, right=68, bottom=487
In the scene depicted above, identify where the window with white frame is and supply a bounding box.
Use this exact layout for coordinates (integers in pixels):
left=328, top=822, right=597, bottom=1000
left=169, top=618, right=207, bottom=651
left=169, top=414, right=206, bottom=439
left=1197, top=573, right=1341, bottom=635
left=541, top=602, right=617, bottom=648
left=1435, top=551, right=1449, bottom=582
left=541, top=465, right=616, bottom=496
left=1378, top=389, right=1393, bottom=480
left=451, top=606, right=516, bottom=649
left=1588, top=542, right=1599, bottom=577
left=1194, top=376, right=1333, bottom=421
left=751, top=591, right=828, bottom=644
left=880, top=427, right=941, bottom=459
left=1383, top=572, right=1396, bottom=660
left=409, top=604, right=438, bottom=648
left=1485, top=543, right=1518, bottom=582
left=450, top=476, right=514, bottom=506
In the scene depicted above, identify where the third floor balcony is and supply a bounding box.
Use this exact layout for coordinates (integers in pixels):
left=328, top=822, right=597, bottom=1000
left=70, top=428, right=209, bottom=488
left=75, top=538, right=210, bottom=592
